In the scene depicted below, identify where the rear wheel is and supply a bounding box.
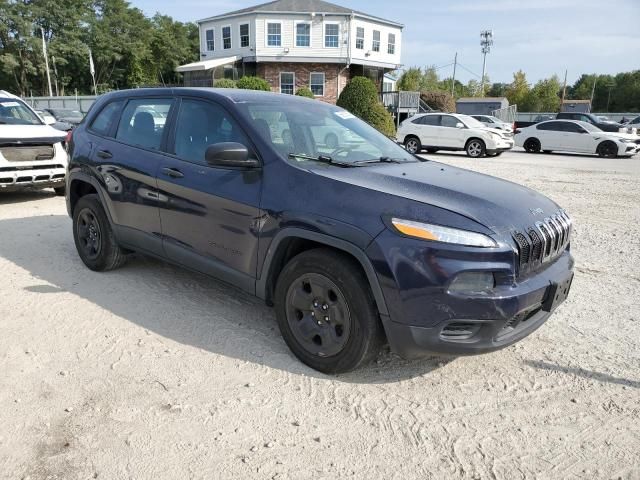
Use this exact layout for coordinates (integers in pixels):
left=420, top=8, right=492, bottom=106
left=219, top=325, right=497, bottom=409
left=53, top=186, right=66, bottom=196
left=404, top=136, right=422, bottom=154
left=597, top=141, right=618, bottom=158
left=274, top=249, right=384, bottom=373
left=465, top=139, right=486, bottom=158
left=524, top=138, right=541, bottom=153
left=73, top=194, right=127, bottom=271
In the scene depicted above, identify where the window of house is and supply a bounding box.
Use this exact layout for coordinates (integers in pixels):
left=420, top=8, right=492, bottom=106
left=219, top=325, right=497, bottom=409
left=388, top=33, right=395, bottom=55
left=296, top=22, right=311, bottom=47
left=325, top=24, right=339, bottom=48
left=222, top=26, right=231, bottom=49
left=310, top=72, right=325, bottom=96
left=356, top=27, right=364, bottom=50
left=280, top=72, right=294, bottom=95
left=267, top=22, right=282, bottom=47
left=240, top=24, right=249, bottom=47
left=174, top=99, right=249, bottom=165
left=115, top=98, right=173, bottom=151
left=206, top=29, right=215, bottom=51
left=372, top=30, right=380, bottom=52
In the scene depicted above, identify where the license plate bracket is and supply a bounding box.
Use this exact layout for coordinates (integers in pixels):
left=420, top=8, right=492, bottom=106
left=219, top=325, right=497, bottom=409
left=542, top=272, right=574, bottom=312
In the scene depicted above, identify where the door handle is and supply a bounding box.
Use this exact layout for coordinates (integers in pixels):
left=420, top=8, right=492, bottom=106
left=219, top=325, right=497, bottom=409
left=161, top=167, right=184, bottom=179
left=97, top=150, right=112, bottom=159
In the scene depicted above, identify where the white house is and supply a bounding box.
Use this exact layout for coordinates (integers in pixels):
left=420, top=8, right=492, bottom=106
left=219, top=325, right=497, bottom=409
left=177, top=0, right=403, bottom=103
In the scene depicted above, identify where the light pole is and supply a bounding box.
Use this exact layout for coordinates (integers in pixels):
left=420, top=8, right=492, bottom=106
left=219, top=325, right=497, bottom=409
left=480, top=30, right=493, bottom=97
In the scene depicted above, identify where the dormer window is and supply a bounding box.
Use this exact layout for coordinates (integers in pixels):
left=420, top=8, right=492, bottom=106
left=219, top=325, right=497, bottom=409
left=325, top=24, right=339, bottom=48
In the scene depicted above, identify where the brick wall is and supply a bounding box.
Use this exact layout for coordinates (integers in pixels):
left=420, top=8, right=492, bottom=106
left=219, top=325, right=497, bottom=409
left=257, top=62, right=350, bottom=104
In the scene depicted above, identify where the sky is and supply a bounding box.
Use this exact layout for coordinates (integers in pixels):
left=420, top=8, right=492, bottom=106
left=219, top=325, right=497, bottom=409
left=131, top=0, right=640, bottom=85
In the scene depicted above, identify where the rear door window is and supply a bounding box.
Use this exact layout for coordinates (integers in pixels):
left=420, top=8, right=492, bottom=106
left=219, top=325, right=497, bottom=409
left=537, top=122, right=563, bottom=131
left=420, top=115, right=440, bottom=126
left=115, top=98, right=173, bottom=150
left=89, top=101, right=124, bottom=136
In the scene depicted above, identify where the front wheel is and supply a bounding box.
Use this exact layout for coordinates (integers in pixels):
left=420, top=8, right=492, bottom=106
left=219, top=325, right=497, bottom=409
left=597, top=141, right=618, bottom=158
left=54, top=186, right=66, bottom=196
left=466, top=139, right=486, bottom=158
left=73, top=194, right=127, bottom=271
left=274, top=249, right=384, bottom=373
left=404, top=137, right=422, bottom=154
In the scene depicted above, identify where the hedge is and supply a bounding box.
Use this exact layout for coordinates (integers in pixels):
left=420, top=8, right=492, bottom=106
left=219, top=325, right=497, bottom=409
left=295, top=87, right=315, bottom=98
left=236, top=76, right=271, bottom=91
left=214, top=78, right=237, bottom=88
left=337, top=76, right=396, bottom=136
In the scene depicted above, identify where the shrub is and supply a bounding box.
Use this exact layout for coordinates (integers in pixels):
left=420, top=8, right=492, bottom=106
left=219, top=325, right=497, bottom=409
left=214, top=78, right=237, bottom=88
left=236, top=76, right=271, bottom=91
left=337, top=76, right=396, bottom=136
left=295, top=87, right=315, bottom=98
left=420, top=91, right=455, bottom=112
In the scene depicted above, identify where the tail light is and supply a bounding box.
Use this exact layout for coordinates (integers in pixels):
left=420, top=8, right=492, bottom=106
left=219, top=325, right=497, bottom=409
left=64, top=129, right=73, bottom=152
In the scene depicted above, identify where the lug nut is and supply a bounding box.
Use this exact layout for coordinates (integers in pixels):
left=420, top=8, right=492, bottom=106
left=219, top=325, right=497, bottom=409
left=324, top=316, right=329, bottom=322
left=317, top=321, right=322, bottom=326
left=313, top=301, right=319, bottom=307
left=322, top=304, right=328, bottom=310
left=311, top=312, right=315, bottom=317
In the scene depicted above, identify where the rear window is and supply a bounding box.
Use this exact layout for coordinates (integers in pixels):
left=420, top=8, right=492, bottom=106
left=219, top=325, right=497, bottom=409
left=89, top=101, right=123, bottom=136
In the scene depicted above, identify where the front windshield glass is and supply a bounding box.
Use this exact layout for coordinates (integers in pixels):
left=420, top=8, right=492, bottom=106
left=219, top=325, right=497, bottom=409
left=0, top=99, right=43, bottom=125
left=239, top=100, right=418, bottom=165
left=458, top=114, right=487, bottom=129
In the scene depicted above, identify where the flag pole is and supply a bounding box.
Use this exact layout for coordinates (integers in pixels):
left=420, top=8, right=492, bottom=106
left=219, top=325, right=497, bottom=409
left=41, top=27, right=53, bottom=96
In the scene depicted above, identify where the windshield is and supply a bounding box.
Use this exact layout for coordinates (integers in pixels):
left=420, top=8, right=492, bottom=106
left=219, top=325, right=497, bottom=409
left=239, top=101, right=418, bottom=165
left=0, top=99, right=43, bottom=125
left=51, top=108, right=83, bottom=117
left=458, top=115, right=487, bottom=129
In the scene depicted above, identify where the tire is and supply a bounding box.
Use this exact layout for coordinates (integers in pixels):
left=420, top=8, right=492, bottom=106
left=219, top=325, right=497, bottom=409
left=72, top=194, right=127, bottom=271
left=53, top=186, right=66, bottom=196
left=465, top=138, right=486, bottom=158
left=325, top=133, right=339, bottom=149
left=274, top=248, right=384, bottom=374
left=597, top=141, right=618, bottom=158
left=404, top=136, right=422, bottom=154
left=524, top=138, right=541, bottom=153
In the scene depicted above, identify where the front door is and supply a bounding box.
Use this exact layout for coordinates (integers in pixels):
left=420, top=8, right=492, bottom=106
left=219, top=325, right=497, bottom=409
left=157, top=97, right=262, bottom=293
left=438, top=114, right=465, bottom=148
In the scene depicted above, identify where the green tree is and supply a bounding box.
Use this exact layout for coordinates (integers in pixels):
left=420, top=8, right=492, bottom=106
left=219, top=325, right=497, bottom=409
left=527, top=75, right=562, bottom=112
left=505, top=70, right=530, bottom=108
left=337, top=76, right=395, bottom=135
left=236, top=76, right=271, bottom=91
left=397, top=67, right=421, bottom=91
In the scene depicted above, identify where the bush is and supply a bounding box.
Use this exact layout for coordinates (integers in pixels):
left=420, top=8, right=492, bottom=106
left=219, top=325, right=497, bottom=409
left=420, top=91, right=455, bottom=112
left=337, top=76, right=396, bottom=136
left=214, top=78, right=237, bottom=88
left=236, top=76, right=271, bottom=91
left=295, top=87, right=315, bottom=98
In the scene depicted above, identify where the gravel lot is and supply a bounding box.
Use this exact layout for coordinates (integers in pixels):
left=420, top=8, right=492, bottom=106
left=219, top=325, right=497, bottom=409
left=1, top=149, right=638, bottom=480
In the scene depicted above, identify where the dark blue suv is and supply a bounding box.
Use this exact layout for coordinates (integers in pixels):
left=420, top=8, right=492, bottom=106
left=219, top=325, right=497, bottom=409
left=66, top=88, right=574, bottom=373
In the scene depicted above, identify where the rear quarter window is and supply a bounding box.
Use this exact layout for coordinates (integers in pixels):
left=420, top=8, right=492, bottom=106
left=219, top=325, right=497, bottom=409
left=89, top=101, right=124, bottom=136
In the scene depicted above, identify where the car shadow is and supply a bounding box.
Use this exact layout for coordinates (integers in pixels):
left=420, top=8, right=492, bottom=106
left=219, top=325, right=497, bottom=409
left=0, top=214, right=450, bottom=384
left=0, top=189, right=58, bottom=204
left=525, top=360, right=639, bottom=389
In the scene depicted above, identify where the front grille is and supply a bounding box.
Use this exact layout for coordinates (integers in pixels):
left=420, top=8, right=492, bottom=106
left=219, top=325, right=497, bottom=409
left=512, top=210, right=572, bottom=276
left=0, top=144, right=55, bottom=162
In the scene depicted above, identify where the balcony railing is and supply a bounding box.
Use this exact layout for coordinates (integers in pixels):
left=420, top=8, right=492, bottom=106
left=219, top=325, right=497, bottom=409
left=381, top=91, right=420, bottom=112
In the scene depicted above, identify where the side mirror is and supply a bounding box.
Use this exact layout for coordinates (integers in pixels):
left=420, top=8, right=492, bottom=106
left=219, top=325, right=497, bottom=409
left=456, top=122, right=465, bottom=129
left=205, top=142, right=260, bottom=168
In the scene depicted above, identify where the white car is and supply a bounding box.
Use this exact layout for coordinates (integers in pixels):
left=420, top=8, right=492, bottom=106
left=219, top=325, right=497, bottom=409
left=515, top=120, right=640, bottom=158
left=471, top=115, right=514, bottom=134
left=0, top=90, right=68, bottom=195
left=397, top=113, right=514, bottom=158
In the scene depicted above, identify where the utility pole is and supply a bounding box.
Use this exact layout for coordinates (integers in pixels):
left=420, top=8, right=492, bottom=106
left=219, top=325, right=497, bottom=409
left=52, top=55, right=59, bottom=96
left=480, top=30, right=493, bottom=97
left=40, top=27, right=53, bottom=96
left=560, top=69, right=567, bottom=111
left=451, top=52, right=458, bottom=97
left=589, top=75, right=597, bottom=111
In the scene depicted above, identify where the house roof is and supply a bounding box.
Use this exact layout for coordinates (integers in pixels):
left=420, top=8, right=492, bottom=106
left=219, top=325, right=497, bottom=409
left=456, top=97, right=508, bottom=103
left=197, top=0, right=403, bottom=27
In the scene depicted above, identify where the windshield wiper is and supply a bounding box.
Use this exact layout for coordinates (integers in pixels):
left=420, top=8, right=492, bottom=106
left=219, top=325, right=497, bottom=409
left=288, top=153, right=362, bottom=168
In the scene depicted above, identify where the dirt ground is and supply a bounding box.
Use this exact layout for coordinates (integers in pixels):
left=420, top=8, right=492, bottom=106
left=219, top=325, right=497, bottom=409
left=0, top=149, right=638, bottom=480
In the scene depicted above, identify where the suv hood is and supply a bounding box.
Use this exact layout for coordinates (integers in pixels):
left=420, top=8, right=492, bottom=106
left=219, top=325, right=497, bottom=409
left=0, top=124, right=66, bottom=143
left=312, top=161, right=560, bottom=234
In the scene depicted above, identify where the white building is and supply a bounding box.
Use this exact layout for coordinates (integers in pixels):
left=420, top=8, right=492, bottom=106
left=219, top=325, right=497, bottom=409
left=177, top=0, right=403, bottom=103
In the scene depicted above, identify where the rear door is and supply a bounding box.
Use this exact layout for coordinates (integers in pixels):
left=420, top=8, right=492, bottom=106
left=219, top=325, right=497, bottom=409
left=87, top=97, right=173, bottom=255
left=562, top=122, right=597, bottom=153
left=156, top=97, right=262, bottom=292
left=411, top=115, right=440, bottom=147
left=535, top=121, right=563, bottom=150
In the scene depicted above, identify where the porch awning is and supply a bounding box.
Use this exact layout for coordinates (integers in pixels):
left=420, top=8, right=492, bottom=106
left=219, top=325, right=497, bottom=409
left=176, top=55, right=242, bottom=73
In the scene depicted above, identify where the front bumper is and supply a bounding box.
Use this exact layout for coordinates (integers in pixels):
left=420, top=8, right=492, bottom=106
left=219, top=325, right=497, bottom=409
left=368, top=232, right=574, bottom=359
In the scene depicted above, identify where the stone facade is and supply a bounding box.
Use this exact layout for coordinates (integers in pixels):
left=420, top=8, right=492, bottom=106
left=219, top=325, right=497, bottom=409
left=257, top=62, right=351, bottom=104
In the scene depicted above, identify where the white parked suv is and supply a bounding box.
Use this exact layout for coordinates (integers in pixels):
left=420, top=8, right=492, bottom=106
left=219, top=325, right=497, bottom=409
left=397, top=113, right=514, bottom=158
left=0, top=90, right=68, bottom=195
left=515, top=120, right=640, bottom=158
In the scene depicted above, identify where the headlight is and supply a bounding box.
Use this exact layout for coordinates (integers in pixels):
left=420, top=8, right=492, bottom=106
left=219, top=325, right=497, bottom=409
left=391, top=218, right=497, bottom=247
